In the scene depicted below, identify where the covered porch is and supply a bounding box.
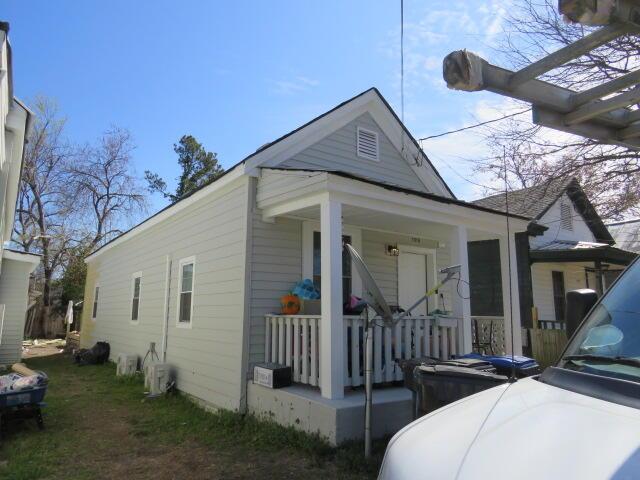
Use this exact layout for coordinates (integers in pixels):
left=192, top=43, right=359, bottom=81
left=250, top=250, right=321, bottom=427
left=254, top=169, right=531, bottom=402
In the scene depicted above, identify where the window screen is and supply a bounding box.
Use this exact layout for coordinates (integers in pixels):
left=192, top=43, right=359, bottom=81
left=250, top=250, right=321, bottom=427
left=131, top=276, right=141, bottom=321
left=92, top=286, right=99, bottom=319
left=179, top=262, right=194, bottom=323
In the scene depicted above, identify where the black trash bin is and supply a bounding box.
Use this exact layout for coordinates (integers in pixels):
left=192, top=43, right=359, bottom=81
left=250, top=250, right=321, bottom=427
left=414, top=364, right=508, bottom=416
left=397, top=357, right=498, bottom=418
left=397, top=357, right=438, bottom=418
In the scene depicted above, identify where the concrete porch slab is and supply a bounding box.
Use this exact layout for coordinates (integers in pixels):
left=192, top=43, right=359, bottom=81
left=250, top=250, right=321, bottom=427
left=247, top=382, right=413, bottom=446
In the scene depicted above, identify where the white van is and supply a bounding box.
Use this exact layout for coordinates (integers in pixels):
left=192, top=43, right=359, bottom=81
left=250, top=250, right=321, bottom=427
left=380, top=258, right=640, bottom=480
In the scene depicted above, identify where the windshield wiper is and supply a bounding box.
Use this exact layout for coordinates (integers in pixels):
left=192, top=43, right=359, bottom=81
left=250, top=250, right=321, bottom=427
left=563, top=354, right=640, bottom=368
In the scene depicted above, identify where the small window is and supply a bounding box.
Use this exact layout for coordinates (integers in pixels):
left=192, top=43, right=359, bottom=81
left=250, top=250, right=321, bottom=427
left=92, top=286, right=100, bottom=320
left=560, top=202, right=573, bottom=231
left=356, top=126, right=379, bottom=161
left=131, top=273, right=142, bottom=322
left=177, top=257, right=195, bottom=325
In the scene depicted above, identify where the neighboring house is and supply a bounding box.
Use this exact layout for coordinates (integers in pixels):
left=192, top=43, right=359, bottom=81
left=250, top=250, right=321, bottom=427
left=607, top=218, right=640, bottom=254
left=80, top=88, right=535, bottom=445
left=473, top=178, right=636, bottom=336
left=0, top=23, right=41, bottom=365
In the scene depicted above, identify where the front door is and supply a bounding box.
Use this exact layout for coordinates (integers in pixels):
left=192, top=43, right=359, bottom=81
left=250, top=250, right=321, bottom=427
left=398, top=251, right=428, bottom=316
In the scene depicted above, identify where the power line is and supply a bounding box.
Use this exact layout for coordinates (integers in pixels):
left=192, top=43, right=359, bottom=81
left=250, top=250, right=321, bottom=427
left=419, top=108, right=531, bottom=141
left=400, top=0, right=404, bottom=124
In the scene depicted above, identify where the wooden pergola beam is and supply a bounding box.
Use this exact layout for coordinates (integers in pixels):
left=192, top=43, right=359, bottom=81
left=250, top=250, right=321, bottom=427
left=508, top=24, right=633, bottom=88
left=564, top=88, right=640, bottom=125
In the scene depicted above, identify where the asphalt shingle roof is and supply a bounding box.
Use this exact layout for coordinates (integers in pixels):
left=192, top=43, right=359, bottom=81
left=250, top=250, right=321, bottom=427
left=472, top=177, right=574, bottom=220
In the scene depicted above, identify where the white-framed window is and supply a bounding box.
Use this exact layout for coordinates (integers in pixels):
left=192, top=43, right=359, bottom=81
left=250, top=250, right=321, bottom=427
left=130, top=272, right=142, bottom=323
left=92, top=285, right=100, bottom=321
left=177, top=256, right=195, bottom=327
left=356, top=126, right=379, bottom=161
left=302, top=222, right=362, bottom=301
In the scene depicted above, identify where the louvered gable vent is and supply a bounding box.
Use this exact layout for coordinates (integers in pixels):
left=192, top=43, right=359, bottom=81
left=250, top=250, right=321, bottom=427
left=356, top=126, right=379, bottom=161
left=560, top=202, right=573, bottom=231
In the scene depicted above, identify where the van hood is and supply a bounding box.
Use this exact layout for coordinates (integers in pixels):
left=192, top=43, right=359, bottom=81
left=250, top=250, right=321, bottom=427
left=379, top=376, right=640, bottom=480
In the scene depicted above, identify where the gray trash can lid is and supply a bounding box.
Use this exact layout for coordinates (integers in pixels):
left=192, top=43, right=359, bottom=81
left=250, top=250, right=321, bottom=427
left=416, top=364, right=508, bottom=381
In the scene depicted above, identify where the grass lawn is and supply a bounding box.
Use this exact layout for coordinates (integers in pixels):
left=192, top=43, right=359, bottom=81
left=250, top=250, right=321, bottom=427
left=0, top=354, right=387, bottom=479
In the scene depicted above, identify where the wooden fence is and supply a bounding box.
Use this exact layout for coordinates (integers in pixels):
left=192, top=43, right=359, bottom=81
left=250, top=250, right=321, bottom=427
left=528, top=308, right=568, bottom=368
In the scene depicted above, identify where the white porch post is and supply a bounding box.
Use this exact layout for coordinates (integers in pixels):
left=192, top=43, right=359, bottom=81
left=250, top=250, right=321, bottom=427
left=499, top=234, right=523, bottom=355
left=320, top=197, right=344, bottom=399
left=450, top=225, right=473, bottom=354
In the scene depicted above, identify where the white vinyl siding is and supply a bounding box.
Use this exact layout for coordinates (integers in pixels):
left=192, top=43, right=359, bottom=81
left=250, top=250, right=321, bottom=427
left=0, top=259, right=33, bottom=365
left=278, top=113, right=428, bottom=192
left=530, top=193, right=596, bottom=248
left=82, top=176, right=251, bottom=411
left=531, top=262, right=592, bottom=321
left=247, top=214, right=302, bottom=365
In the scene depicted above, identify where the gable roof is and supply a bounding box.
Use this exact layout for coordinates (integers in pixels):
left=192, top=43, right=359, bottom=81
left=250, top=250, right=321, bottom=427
left=473, top=177, right=614, bottom=244
left=607, top=218, right=640, bottom=253
left=86, top=88, right=457, bottom=261
left=245, top=87, right=455, bottom=198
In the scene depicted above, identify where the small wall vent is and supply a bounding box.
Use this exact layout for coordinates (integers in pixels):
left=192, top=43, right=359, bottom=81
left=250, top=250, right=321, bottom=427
left=356, top=126, right=379, bottom=161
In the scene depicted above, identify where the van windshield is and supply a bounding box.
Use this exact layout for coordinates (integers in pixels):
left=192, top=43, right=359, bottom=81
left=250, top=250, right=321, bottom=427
left=561, top=260, right=640, bottom=384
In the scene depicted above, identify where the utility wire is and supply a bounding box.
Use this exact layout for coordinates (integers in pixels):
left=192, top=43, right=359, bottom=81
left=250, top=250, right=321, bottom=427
left=400, top=0, right=404, bottom=124
left=419, top=108, right=531, bottom=141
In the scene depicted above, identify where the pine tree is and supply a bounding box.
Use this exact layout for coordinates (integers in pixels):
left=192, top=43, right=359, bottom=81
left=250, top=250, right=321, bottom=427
left=145, top=135, right=224, bottom=202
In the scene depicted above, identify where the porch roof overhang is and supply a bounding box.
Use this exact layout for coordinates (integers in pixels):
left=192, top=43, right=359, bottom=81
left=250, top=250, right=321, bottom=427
left=530, top=242, right=637, bottom=266
left=258, top=168, right=534, bottom=235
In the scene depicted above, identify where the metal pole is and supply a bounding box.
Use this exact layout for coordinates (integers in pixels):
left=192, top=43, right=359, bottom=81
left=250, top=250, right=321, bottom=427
left=364, top=308, right=373, bottom=458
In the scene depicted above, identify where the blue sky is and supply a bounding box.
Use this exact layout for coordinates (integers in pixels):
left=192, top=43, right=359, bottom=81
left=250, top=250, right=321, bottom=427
left=5, top=0, right=513, bottom=214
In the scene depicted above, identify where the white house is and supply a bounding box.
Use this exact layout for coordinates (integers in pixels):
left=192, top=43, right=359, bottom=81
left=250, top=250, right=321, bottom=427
left=473, top=178, right=635, bottom=339
left=0, top=22, right=41, bottom=366
left=80, top=88, right=533, bottom=444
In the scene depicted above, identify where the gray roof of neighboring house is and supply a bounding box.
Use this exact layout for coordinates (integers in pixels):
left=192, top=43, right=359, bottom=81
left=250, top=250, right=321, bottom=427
left=534, top=240, right=609, bottom=251
left=473, top=177, right=614, bottom=244
left=472, top=176, right=573, bottom=219
left=607, top=219, right=640, bottom=254
left=528, top=240, right=636, bottom=265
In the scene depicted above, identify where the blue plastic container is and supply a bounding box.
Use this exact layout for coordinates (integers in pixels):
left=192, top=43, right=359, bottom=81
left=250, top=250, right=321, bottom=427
left=460, top=353, right=541, bottom=378
left=0, top=385, right=47, bottom=408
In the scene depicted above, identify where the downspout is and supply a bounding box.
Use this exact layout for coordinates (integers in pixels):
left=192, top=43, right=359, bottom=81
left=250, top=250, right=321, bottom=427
left=161, top=255, right=172, bottom=362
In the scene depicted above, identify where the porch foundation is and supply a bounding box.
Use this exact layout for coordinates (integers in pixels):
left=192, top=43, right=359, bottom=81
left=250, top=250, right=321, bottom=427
left=247, top=382, right=413, bottom=446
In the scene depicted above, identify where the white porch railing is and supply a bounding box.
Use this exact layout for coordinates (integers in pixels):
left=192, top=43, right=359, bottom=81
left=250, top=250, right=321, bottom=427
left=264, top=314, right=459, bottom=388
